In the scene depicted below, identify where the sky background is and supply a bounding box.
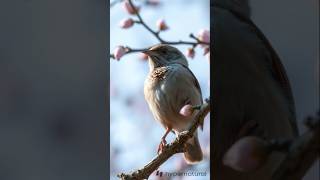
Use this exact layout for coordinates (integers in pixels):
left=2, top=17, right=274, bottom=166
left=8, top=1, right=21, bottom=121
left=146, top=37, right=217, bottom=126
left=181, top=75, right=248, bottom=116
left=110, top=0, right=210, bottom=179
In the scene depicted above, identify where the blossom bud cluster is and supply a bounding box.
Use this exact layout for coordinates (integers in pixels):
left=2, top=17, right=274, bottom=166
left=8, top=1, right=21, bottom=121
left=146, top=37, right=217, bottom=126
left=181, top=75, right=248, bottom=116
left=112, top=0, right=210, bottom=61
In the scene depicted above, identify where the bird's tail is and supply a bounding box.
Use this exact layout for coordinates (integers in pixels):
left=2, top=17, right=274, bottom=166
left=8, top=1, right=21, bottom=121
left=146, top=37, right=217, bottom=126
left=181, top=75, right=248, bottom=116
left=184, top=132, right=203, bottom=164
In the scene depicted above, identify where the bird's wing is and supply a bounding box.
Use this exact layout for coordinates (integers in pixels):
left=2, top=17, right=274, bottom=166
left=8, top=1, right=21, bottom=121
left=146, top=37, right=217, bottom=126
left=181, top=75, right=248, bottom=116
left=242, top=19, right=299, bottom=136
left=213, top=3, right=298, bottom=136
left=180, top=64, right=204, bottom=130
left=213, top=6, right=298, bottom=179
left=180, top=64, right=203, bottom=102
left=144, top=65, right=203, bottom=131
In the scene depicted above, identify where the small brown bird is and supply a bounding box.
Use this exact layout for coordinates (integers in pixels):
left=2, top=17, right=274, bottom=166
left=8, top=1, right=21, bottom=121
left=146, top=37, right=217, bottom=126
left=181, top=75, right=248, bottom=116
left=143, top=44, right=203, bottom=164
left=212, top=0, right=299, bottom=179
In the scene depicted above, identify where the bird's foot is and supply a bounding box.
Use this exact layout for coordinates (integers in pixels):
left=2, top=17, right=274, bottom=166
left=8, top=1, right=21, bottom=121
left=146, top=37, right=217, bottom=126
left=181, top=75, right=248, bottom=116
left=177, top=131, right=191, bottom=141
left=157, top=138, right=167, bottom=154
left=179, top=130, right=189, bottom=137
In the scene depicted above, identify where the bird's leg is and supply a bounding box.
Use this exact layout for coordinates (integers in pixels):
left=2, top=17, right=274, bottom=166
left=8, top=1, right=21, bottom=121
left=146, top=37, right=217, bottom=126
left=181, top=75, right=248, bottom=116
left=157, top=127, right=172, bottom=154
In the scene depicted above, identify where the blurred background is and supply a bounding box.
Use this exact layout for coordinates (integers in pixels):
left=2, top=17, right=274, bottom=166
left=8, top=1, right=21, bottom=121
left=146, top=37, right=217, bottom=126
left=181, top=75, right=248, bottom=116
left=0, top=0, right=108, bottom=180
left=250, top=1, right=319, bottom=180
left=0, top=0, right=317, bottom=180
left=110, top=0, right=210, bottom=179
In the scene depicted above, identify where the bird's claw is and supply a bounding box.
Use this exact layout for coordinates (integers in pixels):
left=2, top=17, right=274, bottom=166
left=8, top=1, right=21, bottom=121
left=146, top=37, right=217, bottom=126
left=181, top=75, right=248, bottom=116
left=177, top=131, right=189, bottom=140
left=179, top=131, right=189, bottom=136
left=157, top=138, right=167, bottom=154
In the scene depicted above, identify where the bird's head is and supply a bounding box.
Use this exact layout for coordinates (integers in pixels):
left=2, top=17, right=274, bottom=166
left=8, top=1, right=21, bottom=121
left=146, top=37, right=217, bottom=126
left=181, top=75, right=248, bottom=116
left=143, top=44, right=188, bottom=69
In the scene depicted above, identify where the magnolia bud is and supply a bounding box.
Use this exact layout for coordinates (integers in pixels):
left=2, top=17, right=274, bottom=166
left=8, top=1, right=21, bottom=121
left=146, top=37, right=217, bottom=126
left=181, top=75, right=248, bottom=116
left=156, top=19, right=169, bottom=31
left=119, top=18, right=134, bottom=29
left=186, top=48, right=195, bottom=59
left=198, top=29, right=210, bottom=48
left=223, top=136, right=270, bottom=172
left=123, top=0, right=140, bottom=15
left=179, top=104, right=194, bottom=117
left=139, top=52, right=148, bottom=61
left=203, top=47, right=210, bottom=55
left=113, top=46, right=126, bottom=60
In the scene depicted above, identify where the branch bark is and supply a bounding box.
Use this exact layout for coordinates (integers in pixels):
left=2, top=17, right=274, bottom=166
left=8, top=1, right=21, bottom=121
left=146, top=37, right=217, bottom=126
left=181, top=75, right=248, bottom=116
left=117, top=99, right=210, bottom=180
left=271, top=113, right=320, bottom=180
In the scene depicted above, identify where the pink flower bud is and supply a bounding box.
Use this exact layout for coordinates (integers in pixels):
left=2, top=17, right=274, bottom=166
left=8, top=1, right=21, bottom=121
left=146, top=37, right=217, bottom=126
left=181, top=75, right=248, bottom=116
left=198, top=29, right=210, bottom=47
left=203, top=47, right=210, bottom=55
left=207, top=52, right=210, bottom=63
left=113, top=46, right=126, bottom=60
left=223, top=136, right=270, bottom=172
left=139, top=52, right=148, bottom=61
left=179, top=104, right=194, bottom=117
left=119, top=18, right=134, bottom=29
left=186, top=48, right=195, bottom=59
left=156, top=19, right=168, bottom=31
left=123, top=0, right=140, bottom=15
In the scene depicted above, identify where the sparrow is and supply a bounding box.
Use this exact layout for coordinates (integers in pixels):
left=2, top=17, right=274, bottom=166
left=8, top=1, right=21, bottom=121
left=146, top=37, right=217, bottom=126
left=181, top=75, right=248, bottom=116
left=143, top=44, right=203, bottom=164
left=212, top=0, right=299, bottom=179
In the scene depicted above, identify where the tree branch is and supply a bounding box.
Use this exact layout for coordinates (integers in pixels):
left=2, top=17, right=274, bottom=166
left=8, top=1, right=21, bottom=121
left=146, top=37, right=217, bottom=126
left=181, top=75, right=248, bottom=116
left=271, top=112, right=320, bottom=180
left=227, top=111, right=319, bottom=178
left=127, top=0, right=209, bottom=46
left=110, top=0, right=209, bottom=60
left=117, top=99, right=210, bottom=180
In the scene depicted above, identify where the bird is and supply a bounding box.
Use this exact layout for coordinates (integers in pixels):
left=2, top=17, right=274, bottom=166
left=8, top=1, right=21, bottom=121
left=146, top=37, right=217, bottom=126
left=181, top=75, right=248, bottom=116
left=143, top=44, right=203, bottom=164
left=212, top=0, right=299, bottom=179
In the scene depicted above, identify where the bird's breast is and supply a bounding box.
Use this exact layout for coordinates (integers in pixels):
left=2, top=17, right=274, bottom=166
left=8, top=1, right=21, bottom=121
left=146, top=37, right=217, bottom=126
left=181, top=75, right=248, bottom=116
left=144, top=66, right=178, bottom=127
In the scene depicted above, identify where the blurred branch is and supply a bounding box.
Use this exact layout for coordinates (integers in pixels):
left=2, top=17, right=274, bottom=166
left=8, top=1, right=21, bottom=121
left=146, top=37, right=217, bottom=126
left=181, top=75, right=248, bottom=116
left=110, top=0, right=209, bottom=59
left=271, top=112, right=320, bottom=180
left=224, top=111, right=319, bottom=178
left=117, top=98, right=210, bottom=180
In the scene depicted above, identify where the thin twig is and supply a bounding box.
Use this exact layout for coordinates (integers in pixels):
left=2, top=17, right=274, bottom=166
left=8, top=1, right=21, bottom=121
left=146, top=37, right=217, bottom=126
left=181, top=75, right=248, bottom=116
left=110, top=0, right=209, bottom=59
left=117, top=99, right=210, bottom=180
left=109, top=47, right=148, bottom=59
left=125, top=47, right=149, bottom=54
left=127, top=0, right=164, bottom=43
left=271, top=112, right=320, bottom=180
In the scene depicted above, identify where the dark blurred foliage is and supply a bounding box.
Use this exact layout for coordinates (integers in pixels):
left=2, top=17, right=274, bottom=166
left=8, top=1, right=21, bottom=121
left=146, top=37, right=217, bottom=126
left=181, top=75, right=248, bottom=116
left=0, top=0, right=108, bottom=180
